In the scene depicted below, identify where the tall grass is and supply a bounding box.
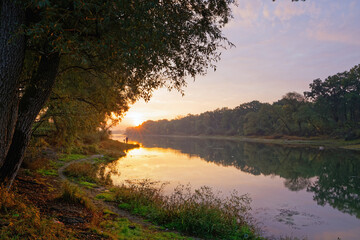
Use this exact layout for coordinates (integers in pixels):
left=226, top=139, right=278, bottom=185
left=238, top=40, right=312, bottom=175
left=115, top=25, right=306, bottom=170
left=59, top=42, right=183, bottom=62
left=61, top=181, right=96, bottom=212
left=64, top=158, right=113, bottom=186
left=112, top=180, right=262, bottom=240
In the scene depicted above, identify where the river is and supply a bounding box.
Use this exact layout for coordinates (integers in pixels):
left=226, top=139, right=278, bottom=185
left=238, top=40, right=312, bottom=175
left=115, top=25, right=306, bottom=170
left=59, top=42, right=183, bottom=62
left=108, top=134, right=360, bottom=240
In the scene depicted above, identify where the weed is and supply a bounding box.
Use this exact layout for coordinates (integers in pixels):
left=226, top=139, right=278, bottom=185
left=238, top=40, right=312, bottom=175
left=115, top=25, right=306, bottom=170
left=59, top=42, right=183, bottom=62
left=112, top=180, right=262, bottom=239
left=50, top=160, right=64, bottom=168
left=98, top=217, right=190, bottom=240
left=0, top=186, right=73, bottom=239
left=37, top=168, right=58, bottom=176
left=58, top=154, right=86, bottom=162
left=64, top=162, right=97, bottom=183
left=79, top=181, right=98, bottom=189
left=60, top=181, right=96, bottom=212
left=64, top=158, right=114, bottom=186
left=103, top=208, right=117, bottom=216
left=96, top=192, right=116, bottom=201
left=23, top=157, right=50, bottom=171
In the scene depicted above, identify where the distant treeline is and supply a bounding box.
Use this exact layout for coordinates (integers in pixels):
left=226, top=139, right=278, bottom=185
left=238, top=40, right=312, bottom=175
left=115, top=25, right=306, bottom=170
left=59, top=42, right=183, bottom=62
left=126, top=64, right=360, bottom=139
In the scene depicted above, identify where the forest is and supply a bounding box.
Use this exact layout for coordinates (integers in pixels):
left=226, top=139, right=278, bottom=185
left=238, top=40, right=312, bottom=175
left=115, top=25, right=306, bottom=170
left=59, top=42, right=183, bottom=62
left=126, top=64, right=360, bottom=140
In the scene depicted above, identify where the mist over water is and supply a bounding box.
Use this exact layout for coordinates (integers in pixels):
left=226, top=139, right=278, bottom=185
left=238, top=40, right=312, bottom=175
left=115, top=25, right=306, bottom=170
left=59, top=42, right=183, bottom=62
left=109, top=135, right=360, bottom=239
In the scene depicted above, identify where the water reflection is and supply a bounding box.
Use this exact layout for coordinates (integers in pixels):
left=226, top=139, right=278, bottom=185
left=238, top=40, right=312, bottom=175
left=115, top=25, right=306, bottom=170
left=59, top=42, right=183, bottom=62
left=107, top=135, right=360, bottom=239
left=120, top=136, right=360, bottom=219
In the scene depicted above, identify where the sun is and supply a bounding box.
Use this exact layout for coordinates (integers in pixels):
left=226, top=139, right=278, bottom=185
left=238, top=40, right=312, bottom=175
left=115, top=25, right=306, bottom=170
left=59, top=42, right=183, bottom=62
left=127, top=112, right=144, bottom=126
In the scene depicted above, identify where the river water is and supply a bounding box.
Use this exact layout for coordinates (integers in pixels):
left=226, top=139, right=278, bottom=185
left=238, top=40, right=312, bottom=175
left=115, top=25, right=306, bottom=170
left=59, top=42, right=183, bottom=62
left=109, top=134, right=360, bottom=239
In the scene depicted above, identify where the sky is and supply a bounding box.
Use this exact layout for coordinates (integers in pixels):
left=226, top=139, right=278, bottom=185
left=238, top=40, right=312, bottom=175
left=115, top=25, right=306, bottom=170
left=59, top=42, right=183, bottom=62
left=114, top=0, right=360, bottom=131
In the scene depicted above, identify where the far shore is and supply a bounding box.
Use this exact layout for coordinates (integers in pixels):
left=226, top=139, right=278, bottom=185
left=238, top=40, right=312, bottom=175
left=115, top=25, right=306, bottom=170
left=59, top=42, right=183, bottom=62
left=126, top=134, right=360, bottom=150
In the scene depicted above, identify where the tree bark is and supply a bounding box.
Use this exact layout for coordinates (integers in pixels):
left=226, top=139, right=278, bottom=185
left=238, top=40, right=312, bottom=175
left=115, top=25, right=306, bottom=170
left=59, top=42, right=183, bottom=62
left=0, top=52, right=60, bottom=188
left=0, top=0, right=25, bottom=166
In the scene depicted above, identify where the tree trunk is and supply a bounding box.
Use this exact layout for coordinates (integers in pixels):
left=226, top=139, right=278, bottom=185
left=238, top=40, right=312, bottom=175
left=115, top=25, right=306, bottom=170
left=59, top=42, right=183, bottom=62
left=0, top=52, right=60, bottom=188
left=0, top=0, right=25, bottom=166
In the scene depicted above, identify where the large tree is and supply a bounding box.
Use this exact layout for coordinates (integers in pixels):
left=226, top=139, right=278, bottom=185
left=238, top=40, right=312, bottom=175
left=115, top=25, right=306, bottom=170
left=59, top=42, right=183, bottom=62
left=0, top=0, right=235, bottom=187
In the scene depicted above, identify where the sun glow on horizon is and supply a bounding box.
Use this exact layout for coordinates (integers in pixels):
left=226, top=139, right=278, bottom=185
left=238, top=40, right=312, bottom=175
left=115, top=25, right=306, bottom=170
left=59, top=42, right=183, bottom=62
left=126, top=112, right=145, bottom=126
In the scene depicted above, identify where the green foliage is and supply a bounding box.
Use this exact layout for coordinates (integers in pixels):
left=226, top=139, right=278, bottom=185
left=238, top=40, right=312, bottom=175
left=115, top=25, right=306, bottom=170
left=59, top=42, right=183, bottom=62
left=20, top=0, right=235, bottom=148
left=305, top=64, right=360, bottom=132
left=112, top=180, right=262, bottom=239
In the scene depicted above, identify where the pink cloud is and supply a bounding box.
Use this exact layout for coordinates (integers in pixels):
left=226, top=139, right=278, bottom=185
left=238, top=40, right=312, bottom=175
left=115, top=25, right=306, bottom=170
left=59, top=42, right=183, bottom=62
left=309, top=27, right=360, bottom=46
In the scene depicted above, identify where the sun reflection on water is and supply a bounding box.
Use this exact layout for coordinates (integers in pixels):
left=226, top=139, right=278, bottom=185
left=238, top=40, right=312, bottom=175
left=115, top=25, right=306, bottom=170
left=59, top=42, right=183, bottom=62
left=106, top=145, right=271, bottom=196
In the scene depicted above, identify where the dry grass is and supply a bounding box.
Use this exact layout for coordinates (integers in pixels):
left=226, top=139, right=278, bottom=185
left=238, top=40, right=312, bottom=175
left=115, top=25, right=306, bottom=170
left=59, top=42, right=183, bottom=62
left=60, top=181, right=97, bottom=212
left=64, top=159, right=113, bottom=186
left=64, top=162, right=97, bottom=182
left=0, top=186, right=74, bottom=239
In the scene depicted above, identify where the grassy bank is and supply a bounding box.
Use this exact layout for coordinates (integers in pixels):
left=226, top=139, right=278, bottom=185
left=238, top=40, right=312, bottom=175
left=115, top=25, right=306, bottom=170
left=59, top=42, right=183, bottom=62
left=58, top=139, right=264, bottom=239
left=63, top=155, right=263, bottom=239
left=136, top=134, right=360, bottom=150
left=2, top=138, right=193, bottom=240
left=96, top=180, right=262, bottom=240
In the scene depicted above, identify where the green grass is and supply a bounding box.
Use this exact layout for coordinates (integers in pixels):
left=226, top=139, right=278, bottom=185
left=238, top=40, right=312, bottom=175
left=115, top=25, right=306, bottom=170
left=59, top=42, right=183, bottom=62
left=79, top=181, right=98, bottom=189
left=58, top=154, right=86, bottom=162
left=96, top=192, right=116, bottom=202
left=112, top=180, right=263, bottom=240
left=97, top=217, right=191, bottom=240
left=103, top=208, right=117, bottom=215
left=50, top=160, right=64, bottom=168
left=342, top=144, right=360, bottom=150
left=37, top=168, right=58, bottom=176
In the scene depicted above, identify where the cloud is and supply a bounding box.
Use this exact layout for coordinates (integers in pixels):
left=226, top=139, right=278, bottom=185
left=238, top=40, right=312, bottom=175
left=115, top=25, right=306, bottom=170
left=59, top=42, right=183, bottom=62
left=309, top=27, right=360, bottom=46
left=262, top=5, right=271, bottom=20
left=229, top=0, right=264, bottom=27
left=273, top=2, right=306, bottom=21
left=263, top=1, right=320, bottom=22
left=308, top=1, right=360, bottom=46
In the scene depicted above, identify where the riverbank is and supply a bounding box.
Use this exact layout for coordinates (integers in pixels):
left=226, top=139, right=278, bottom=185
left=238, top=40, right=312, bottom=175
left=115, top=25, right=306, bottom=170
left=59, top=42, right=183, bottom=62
left=2, top=138, right=265, bottom=240
left=128, top=134, right=360, bottom=150
left=0, top=139, right=193, bottom=239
